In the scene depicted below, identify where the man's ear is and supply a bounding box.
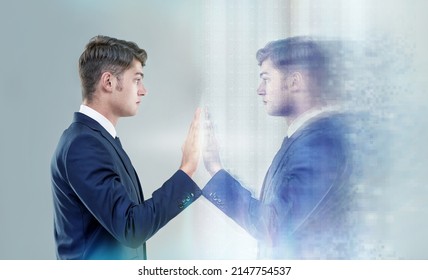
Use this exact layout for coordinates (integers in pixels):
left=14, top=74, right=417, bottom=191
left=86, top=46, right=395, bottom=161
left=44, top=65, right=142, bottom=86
left=100, top=72, right=114, bottom=93
left=287, top=71, right=303, bottom=92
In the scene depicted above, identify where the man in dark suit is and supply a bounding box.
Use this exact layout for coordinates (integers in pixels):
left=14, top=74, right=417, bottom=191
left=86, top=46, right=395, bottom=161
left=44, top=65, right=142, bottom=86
left=50, top=35, right=201, bottom=259
left=202, top=37, right=354, bottom=259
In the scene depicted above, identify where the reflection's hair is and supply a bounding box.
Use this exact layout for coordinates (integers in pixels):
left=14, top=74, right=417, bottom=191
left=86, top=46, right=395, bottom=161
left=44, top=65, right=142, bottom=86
left=256, top=36, right=336, bottom=102
left=256, top=36, right=327, bottom=70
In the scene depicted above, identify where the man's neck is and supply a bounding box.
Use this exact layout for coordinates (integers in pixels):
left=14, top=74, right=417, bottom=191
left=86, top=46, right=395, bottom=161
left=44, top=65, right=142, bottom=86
left=83, top=100, right=118, bottom=127
left=285, top=103, right=322, bottom=126
left=79, top=104, right=118, bottom=138
left=286, top=105, right=337, bottom=138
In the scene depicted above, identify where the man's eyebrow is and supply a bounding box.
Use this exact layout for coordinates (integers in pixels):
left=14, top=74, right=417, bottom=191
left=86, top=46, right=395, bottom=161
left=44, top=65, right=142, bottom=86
left=136, top=72, right=144, bottom=78
left=259, top=71, right=269, bottom=77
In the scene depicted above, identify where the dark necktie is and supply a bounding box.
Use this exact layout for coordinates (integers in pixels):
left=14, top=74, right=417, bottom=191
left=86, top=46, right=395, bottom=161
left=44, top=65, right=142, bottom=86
left=115, top=136, right=122, bottom=148
left=113, top=136, right=143, bottom=202
left=260, top=136, right=290, bottom=201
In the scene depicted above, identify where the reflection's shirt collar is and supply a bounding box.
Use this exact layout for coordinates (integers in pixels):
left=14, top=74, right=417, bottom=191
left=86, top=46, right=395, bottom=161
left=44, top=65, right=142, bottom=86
left=79, top=104, right=117, bottom=138
left=287, top=106, right=340, bottom=138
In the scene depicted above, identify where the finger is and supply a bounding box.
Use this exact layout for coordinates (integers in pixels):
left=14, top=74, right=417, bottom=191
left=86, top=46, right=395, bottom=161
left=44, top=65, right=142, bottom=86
left=205, top=107, right=211, bottom=121
left=193, top=107, right=201, bottom=125
left=207, top=122, right=216, bottom=142
left=189, top=108, right=201, bottom=135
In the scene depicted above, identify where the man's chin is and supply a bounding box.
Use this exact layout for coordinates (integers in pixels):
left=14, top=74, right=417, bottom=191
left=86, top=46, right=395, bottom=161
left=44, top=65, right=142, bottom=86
left=265, top=106, right=291, bottom=117
left=123, top=111, right=138, bottom=117
left=266, top=108, right=282, bottom=117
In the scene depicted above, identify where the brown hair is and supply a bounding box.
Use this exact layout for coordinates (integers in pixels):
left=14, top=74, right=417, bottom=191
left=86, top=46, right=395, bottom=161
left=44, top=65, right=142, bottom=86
left=256, top=36, right=326, bottom=70
left=78, top=35, right=147, bottom=102
left=257, top=36, right=333, bottom=101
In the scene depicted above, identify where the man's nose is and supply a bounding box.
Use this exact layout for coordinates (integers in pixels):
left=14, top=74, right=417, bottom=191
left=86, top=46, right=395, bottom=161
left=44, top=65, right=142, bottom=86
left=257, top=83, right=265, bottom=95
left=139, top=84, right=147, bottom=96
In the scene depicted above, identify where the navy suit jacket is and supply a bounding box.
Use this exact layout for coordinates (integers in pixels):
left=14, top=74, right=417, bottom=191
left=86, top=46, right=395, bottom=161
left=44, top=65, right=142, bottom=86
left=51, top=113, right=201, bottom=259
left=203, top=112, right=354, bottom=259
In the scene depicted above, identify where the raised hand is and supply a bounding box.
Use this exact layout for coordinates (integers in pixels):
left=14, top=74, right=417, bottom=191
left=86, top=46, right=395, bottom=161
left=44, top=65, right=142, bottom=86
left=202, top=109, right=222, bottom=176
left=179, top=108, right=202, bottom=177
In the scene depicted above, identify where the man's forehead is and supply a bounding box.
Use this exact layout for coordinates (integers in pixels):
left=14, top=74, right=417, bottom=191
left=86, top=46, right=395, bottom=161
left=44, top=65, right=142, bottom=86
left=130, top=59, right=144, bottom=73
left=259, top=58, right=277, bottom=74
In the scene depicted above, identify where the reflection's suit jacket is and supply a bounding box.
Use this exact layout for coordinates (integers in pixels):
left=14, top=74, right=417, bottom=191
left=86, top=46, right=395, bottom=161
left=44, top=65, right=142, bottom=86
left=203, top=112, right=353, bottom=259
left=51, top=113, right=201, bottom=259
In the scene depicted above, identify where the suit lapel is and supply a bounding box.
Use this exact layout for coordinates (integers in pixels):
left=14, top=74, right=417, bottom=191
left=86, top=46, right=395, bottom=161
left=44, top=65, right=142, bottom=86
left=259, top=126, right=310, bottom=202
left=260, top=136, right=292, bottom=201
left=110, top=137, right=143, bottom=202
left=259, top=114, right=337, bottom=202
left=73, top=113, right=143, bottom=202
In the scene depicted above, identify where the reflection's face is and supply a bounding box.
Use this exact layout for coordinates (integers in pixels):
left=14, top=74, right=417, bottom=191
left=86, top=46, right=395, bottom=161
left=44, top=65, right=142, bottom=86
left=257, top=59, right=292, bottom=116
left=111, top=59, right=147, bottom=117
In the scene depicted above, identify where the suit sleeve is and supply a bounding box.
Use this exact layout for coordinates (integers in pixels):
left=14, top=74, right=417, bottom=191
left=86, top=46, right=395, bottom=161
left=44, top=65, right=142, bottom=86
left=203, top=130, right=347, bottom=243
left=65, top=134, right=201, bottom=248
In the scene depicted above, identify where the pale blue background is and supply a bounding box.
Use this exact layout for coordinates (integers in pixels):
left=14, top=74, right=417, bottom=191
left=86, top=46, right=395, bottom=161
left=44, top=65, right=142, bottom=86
left=1, top=0, right=428, bottom=259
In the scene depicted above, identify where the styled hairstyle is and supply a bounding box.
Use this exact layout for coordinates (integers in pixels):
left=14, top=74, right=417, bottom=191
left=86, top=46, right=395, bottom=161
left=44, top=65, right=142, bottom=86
left=256, top=36, right=332, bottom=99
left=256, top=36, right=326, bottom=70
left=78, top=35, right=147, bottom=102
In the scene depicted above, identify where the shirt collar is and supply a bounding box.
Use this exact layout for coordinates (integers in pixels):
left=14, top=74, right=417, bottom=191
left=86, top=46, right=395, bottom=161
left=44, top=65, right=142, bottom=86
left=287, top=106, right=340, bottom=138
left=79, top=104, right=117, bottom=138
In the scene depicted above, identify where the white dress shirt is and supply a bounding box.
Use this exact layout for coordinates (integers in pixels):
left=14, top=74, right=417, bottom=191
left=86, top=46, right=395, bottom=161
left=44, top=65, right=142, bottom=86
left=79, top=104, right=117, bottom=138
left=287, top=106, right=339, bottom=138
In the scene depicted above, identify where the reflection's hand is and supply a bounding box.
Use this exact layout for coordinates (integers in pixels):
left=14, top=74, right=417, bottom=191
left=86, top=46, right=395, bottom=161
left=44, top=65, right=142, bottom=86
left=203, top=109, right=222, bottom=176
left=179, top=108, right=201, bottom=178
